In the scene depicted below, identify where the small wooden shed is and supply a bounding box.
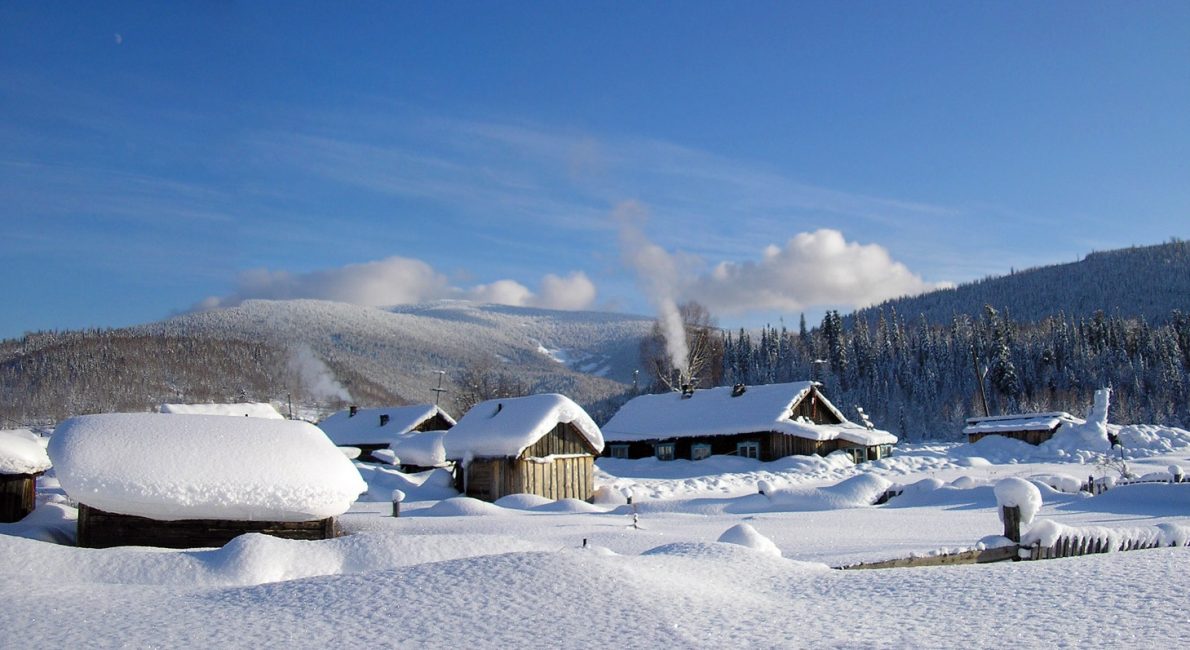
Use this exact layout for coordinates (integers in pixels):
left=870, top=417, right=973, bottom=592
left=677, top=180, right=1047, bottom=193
left=964, top=412, right=1081, bottom=445
left=601, top=381, right=896, bottom=464
left=319, top=404, right=456, bottom=462
left=0, top=429, right=52, bottom=523
left=49, top=413, right=366, bottom=549
left=444, top=394, right=604, bottom=502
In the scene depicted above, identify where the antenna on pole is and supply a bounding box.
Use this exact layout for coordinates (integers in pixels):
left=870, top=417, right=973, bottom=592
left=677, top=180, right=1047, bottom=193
left=431, top=370, right=447, bottom=406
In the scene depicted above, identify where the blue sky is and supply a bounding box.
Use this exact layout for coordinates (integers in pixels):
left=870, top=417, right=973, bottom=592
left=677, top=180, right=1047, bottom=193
left=2, top=2, right=1188, bottom=339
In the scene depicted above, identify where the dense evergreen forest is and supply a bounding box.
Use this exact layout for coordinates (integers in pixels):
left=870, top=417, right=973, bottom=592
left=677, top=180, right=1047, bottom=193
left=718, top=306, right=1190, bottom=439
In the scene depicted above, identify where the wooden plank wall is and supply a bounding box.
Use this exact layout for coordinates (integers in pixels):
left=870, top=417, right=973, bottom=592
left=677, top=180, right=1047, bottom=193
left=515, top=457, right=594, bottom=501
left=77, top=504, right=338, bottom=549
left=0, top=474, right=37, bottom=523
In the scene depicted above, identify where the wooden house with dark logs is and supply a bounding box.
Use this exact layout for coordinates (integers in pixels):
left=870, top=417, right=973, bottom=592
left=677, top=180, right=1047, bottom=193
left=444, top=393, right=604, bottom=502
left=0, top=429, right=52, bottom=523
left=601, top=381, right=896, bottom=464
left=48, top=413, right=366, bottom=548
left=319, top=404, right=456, bottom=462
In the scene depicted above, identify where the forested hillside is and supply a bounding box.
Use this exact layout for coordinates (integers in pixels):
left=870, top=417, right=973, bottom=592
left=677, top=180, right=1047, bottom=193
left=0, top=301, right=650, bottom=426
left=852, top=239, right=1190, bottom=327
left=719, top=307, right=1190, bottom=440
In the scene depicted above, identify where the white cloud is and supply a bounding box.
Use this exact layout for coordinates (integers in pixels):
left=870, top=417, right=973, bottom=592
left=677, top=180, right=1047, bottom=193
left=687, top=229, right=946, bottom=314
left=200, top=257, right=597, bottom=312
left=534, top=272, right=598, bottom=311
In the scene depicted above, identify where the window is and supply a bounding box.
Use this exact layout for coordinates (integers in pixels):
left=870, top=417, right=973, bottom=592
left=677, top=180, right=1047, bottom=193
left=608, top=444, right=630, bottom=459
left=736, top=441, right=760, bottom=459
left=850, top=447, right=868, bottom=463
left=655, top=443, right=676, bottom=461
left=691, top=443, right=711, bottom=461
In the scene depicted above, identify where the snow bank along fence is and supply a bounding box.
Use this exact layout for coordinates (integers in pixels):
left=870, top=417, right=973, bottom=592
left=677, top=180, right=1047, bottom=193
left=842, top=476, right=1190, bottom=571
left=1081, top=466, right=1185, bottom=495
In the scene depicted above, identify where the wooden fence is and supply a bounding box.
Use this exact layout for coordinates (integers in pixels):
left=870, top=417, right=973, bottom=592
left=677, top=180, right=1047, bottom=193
left=839, top=503, right=1188, bottom=570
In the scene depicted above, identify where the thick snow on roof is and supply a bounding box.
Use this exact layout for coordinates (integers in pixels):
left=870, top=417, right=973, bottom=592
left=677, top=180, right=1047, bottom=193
left=159, top=402, right=285, bottom=419
left=0, top=429, right=52, bottom=475
left=602, top=382, right=896, bottom=446
left=390, top=430, right=449, bottom=467
left=48, top=413, right=366, bottom=521
left=319, top=405, right=455, bottom=446
left=963, top=412, right=1081, bottom=435
left=444, top=393, right=603, bottom=458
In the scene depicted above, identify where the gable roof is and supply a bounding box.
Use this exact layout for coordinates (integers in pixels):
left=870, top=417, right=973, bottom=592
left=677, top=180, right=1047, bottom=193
left=318, top=404, right=456, bottom=446
left=602, top=381, right=896, bottom=447
left=963, top=412, right=1082, bottom=435
left=444, top=393, right=604, bottom=459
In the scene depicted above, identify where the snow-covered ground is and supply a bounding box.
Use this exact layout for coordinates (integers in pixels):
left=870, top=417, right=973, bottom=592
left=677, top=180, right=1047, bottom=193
left=2, top=430, right=1189, bottom=648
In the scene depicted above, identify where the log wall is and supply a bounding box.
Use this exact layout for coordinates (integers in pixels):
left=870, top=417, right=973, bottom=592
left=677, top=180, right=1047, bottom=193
left=0, top=473, right=38, bottom=523
left=77, top=504, right=338, bottom=549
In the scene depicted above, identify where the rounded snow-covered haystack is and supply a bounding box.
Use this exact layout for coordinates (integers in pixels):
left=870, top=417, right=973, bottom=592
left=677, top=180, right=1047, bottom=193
left=50, top=413, right=366, bottom=522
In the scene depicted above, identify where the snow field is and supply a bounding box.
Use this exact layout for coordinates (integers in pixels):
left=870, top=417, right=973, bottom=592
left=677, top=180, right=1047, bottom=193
left=3, top=429, right=1190, bottom=648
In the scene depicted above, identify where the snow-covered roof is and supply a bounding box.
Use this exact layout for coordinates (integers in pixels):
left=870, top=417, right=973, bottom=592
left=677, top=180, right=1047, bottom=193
left=159, top=402, right=285, bottom=419
left=48, top=413, right=366, bottom=522
left=390, top=430, right=449, bottom=467
left=602, top=382, right=897, bottom=447
left=963, top=412, right=1081, bottom=435
left=444, top=393, right=604, bottom=459
left=0, top=429, right=52, bottom=475
left=318, top=404, right=455, bottom=446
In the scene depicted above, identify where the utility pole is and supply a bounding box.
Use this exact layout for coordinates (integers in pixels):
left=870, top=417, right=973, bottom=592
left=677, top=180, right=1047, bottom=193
left=431, top=370, right=447, bottom=406
left=971, top=347, right=990, bottom=417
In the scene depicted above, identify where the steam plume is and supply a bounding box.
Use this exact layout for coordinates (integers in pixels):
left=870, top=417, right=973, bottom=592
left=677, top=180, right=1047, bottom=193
left=614, top=201, right=689, bottom=383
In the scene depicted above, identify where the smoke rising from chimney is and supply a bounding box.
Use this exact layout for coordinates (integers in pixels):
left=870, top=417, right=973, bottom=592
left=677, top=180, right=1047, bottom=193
left=288, top=344, right=353, bottom=403
left=614, top=201, right=690, bottom=382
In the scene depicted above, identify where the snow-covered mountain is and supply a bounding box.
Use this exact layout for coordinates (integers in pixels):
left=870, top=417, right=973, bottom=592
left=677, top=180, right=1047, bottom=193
left=149, top=300, right=654, bottom=407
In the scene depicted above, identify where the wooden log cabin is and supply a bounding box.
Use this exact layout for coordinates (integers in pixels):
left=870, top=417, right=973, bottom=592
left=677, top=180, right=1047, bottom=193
left=0, top=429, right=52, bottom=523
left=601, top=381, right=897, bottom=464
left=48, top=413, right=366, bottom=549
left=444, top=394, right=604, bottom=502
left=963, top=412, right=1081, bottom=445
left=319, top=404, right=456, bottom=462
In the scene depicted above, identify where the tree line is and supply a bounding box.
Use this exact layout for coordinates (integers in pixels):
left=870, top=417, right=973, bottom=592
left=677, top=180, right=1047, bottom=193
left=707, top=306, right=1190, bottom=439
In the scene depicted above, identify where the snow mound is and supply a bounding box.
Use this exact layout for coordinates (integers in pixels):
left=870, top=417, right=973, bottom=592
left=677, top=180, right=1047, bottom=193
left=531, top=498, right=605, bottom=513
left=418, top=497, right=509, bottom=517
left=591, top=485, right=628, bottom=505
left=994, top=477, right=1042, bottom=524
left=717, top=523, right=782, bottom=557
left=48, top=413, right=366, bottom=521
left=0, top=429, right=51, bottom=475
left=493, top=494, right=555, bottom=510
left=756, top=474, right=893, bottom=512
left=390, top=430, right=448, bottom=467
left=1028, top=473, right=1083, bottom=494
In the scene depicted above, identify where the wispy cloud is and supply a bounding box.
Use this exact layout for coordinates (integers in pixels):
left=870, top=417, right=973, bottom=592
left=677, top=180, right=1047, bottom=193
left=198, top=257, right=598, bottom=312
left=242, top=110, right=961, bottom=262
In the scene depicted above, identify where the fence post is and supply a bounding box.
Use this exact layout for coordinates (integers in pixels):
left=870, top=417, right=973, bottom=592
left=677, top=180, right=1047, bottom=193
left=392, top=489, right=405, bottom=517
left=1002, top=505, right=1022, bottom=544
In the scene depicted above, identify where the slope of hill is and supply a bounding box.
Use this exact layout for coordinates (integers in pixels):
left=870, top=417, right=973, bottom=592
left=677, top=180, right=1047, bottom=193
left=853, top=239, right=1190, bottom=327
left=0, top=301, right=655, bottom=425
